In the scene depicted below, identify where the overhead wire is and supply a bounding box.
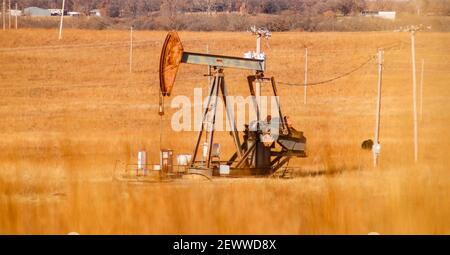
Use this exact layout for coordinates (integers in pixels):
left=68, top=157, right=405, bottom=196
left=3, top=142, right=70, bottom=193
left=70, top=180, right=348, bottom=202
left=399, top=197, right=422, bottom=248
left=277, top=56, right=376, bottom=87
left=0, top=38, right=413, bottom=93
left=275, top=40, right=407, bottom=87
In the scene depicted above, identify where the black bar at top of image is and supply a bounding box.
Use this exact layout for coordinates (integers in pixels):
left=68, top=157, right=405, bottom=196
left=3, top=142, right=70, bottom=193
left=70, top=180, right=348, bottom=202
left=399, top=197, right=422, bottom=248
left=0, top=235, right=448, bottom=254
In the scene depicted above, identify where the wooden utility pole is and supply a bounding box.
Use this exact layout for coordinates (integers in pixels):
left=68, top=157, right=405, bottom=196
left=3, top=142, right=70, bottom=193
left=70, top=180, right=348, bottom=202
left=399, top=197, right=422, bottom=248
left=2, top=0, right=5, bottom=31
left=7, top=0, right=10, bottom=29
left=304, top=48, right=308, bottom=104
left=373, top=49, right=383, bottom=167
left=14, top=2, right=16, bottom=29
left=420, top=59, right=425, bottom=120
left=411, top=30, right=419, bottom=163
left=129, top=26, right=133, bottom=73
left=58, top=0, right=65, bottom=40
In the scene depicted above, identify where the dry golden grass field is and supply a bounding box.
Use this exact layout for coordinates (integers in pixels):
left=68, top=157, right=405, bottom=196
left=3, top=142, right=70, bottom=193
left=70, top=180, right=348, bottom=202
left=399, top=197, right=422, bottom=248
left=0, top=29, right=449, bottom=234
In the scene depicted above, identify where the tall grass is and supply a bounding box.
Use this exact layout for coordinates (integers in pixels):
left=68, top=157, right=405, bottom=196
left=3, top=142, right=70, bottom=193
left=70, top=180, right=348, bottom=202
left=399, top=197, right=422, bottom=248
left=0, top=29, right=449, bottom=234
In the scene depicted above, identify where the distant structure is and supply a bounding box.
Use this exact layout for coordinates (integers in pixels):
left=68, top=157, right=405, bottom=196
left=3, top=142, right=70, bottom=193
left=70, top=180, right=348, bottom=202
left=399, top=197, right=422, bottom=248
left=361, top=11, right=396, bottom=20
left=68, top=11, right=81, bottom=17
left=9, top=10, right=22, bottom=16
left=48, top=8, right=63, bottom=16
left=24, top=7, right=51, bottom=17
left=23, top=7, right=81, bottom=17
left=89, top=9, right=102, bottom=17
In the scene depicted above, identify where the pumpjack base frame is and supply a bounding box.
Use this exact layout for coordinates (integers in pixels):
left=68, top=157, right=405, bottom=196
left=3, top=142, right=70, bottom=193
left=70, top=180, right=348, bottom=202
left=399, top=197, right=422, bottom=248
left=188, top=167, right=272, bottom=178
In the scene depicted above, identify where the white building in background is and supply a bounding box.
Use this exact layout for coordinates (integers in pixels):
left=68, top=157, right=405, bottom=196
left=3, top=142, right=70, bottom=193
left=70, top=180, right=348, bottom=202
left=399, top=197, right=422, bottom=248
left=378, top=11, right=396, bottom=20
left=68, top=12, right=81, bottom=17
left=24, top=7, right=51, bottom=16
left=361, top=11, right=396, bottom=20
left=48, top=9, right=63, bottom=16
left=89, top=9, right=102, bottom=17
left=9, top=10, right=22, bottom=16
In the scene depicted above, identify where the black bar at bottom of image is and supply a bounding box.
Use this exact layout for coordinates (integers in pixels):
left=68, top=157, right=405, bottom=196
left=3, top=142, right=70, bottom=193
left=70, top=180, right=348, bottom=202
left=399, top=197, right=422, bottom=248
left=0, top=235, right=447, bottom=254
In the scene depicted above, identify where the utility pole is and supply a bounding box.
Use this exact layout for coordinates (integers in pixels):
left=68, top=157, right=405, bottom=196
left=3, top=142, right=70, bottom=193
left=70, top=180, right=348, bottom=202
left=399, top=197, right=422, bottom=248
left=129, top=26, right=133, bottom=73
left=7, top=0, right=10, bottom=29
left=248, top=27, right=271, bottom=169
left=420, top=59, right=425, bottom=121
left=373, top=49, right=383, bottom=167
left=58, top=0, right=65, bottom=40
left=249, top=26, right=270, bottom=124
left=410, top=28, right=419, bottom=163
left=14, top=2, right=16, bottom=29
left=2, top=0, right=5, bottom=31
left=304, top=47, right=308, bottom=104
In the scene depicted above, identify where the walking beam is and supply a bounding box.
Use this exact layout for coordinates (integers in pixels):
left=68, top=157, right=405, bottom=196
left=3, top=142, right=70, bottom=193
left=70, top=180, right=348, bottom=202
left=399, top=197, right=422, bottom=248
left=182, top=51, right=264, bottom=71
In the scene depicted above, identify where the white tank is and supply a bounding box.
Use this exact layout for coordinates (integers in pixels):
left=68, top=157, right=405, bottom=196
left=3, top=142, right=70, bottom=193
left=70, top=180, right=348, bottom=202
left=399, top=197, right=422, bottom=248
left=202, top=142, right=208, bottom=161
left=137, top=151, right=146, bottom=171
left=177, top=154, right=192, bottom=166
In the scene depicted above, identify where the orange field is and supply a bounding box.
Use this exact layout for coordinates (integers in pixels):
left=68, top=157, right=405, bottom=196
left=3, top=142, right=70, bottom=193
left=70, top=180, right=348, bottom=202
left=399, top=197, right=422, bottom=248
left=0, top=29, right=449, bottom=234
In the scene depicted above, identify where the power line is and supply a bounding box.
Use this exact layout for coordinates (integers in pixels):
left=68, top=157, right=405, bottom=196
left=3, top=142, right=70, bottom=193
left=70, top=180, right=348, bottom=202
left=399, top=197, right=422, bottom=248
left=0, top=39, right=428, bottom=93
left=273, top=40, right=412, bottom=87
left=277, top=56, right=375, bottom=87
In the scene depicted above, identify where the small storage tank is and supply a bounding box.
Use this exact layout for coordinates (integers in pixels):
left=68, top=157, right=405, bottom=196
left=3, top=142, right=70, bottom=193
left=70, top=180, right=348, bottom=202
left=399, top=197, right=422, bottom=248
left=202, top=142, right=208, bottom=162
left=176, top=154, right=192, bottom=173
left=160, top=149, right=174, bottom=173
left=211, top=143, right=220, bottom=158
left=137, top=151, right=147, bottom=172
left=177, top=154, right=192, bottom=166
left=219, top=164, right=230, bottom=175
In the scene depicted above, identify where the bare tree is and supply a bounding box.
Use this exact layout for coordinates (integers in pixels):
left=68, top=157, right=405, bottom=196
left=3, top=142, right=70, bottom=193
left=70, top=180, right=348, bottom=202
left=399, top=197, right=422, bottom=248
left=332, top=0, right=366, bottom=16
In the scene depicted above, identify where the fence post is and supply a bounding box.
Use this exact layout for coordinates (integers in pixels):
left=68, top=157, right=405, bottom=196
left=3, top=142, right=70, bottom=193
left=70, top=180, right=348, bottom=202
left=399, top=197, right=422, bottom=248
left=304, top=47, right=308, bottom=104
left=129, top=26, right=133, bottom=73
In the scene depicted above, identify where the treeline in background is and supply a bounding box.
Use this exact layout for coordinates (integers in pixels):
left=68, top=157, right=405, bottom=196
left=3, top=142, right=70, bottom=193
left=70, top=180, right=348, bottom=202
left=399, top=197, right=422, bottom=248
left=10, top=0, right=450, bottom=31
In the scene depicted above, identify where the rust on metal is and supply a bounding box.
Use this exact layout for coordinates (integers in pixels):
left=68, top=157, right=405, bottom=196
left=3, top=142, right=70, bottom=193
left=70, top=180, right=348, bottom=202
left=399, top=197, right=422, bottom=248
left=159, top=31, right=184, bottom=96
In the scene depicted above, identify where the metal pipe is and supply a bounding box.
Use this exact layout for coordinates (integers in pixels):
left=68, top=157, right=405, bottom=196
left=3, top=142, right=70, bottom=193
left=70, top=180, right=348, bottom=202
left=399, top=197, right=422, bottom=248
left=206, top=73, right=221, bottom=168
left=190, top=75, right=217, bottom=167
left=220, top=78, right=243, bottom=158
left=411, top=31, right=418, bottom=162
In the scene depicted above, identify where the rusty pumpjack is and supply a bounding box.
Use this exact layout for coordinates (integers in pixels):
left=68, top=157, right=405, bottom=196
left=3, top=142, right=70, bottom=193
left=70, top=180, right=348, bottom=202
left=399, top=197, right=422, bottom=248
left=159, top=31, right=306, bottom=177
